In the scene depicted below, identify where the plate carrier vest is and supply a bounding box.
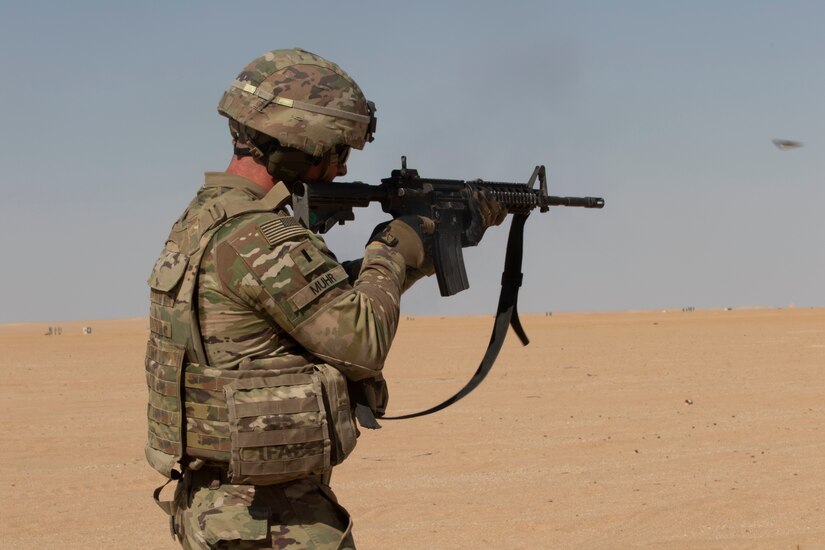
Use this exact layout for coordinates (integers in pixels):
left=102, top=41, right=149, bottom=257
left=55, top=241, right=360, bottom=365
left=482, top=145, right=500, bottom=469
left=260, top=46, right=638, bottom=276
left=144, top=182, right=358, bottom=487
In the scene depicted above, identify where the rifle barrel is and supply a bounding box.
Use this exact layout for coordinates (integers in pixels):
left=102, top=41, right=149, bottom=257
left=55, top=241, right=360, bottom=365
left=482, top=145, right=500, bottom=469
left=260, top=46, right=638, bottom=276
left=487, top=187, right=605, bottom=210
left=542, top=196, right=605, bottom=208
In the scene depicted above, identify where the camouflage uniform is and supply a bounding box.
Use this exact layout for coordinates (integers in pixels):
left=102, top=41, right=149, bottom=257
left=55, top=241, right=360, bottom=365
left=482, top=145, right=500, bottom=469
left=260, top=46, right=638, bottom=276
left=145, top=49, right=418, bottom=549
left=174, top=471, right=352, bottom=550
left=150, top=171, right=416, bottom=549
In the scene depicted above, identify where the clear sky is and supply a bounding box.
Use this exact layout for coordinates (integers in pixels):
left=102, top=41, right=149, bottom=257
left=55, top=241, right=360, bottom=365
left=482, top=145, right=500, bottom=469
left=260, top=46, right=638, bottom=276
left=1, top=1, right=822, bottom=323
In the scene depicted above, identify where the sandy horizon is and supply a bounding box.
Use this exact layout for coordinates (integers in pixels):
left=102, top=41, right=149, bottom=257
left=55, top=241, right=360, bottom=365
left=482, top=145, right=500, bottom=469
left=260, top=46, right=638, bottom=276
left=1, top=307, right=823, bottom=549
left=4, top=304, right=817, bottom=326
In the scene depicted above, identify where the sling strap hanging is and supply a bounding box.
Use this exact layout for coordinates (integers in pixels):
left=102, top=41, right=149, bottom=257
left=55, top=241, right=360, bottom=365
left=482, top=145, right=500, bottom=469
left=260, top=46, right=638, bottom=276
left=382, top=212, right=532, bottom=420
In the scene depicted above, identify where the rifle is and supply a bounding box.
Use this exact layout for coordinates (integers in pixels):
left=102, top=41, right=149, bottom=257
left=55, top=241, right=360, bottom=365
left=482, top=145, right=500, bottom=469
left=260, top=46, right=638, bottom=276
left=292, top=156, right=605, bottom=421
left=293, top=156, right=604, bottom=296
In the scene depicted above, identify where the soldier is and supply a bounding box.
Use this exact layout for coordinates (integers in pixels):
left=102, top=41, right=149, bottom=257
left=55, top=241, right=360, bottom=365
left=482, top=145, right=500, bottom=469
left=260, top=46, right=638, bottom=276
left=144, top=48, right=504, bottom=549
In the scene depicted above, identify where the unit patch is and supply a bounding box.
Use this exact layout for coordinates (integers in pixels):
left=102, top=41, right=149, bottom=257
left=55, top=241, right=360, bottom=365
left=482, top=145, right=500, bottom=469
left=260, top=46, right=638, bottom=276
left=288, top=266, right=348, bottom=311
left=258, top=217, right=305, bottom=248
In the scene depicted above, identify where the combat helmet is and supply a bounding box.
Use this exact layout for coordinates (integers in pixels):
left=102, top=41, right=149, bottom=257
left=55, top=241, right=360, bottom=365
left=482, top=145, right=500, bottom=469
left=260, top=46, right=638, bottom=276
left=217, top=48, right=376, bottom=160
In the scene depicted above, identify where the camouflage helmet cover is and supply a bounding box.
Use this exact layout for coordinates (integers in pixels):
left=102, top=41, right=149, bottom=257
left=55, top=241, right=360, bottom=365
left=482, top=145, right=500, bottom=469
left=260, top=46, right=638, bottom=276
left=217, top=48, right=376, bottom=157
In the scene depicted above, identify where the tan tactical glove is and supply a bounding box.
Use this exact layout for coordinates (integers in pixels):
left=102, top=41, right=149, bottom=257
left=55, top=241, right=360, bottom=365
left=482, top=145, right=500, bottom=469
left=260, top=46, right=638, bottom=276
left=370, top=215, right=435, bottom=275
left=473, top=190, right=508, bottom=228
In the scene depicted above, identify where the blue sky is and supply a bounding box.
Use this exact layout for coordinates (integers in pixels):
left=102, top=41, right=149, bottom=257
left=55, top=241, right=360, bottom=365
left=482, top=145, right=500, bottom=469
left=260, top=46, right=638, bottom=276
left=1, top=1, right=822, bottom=322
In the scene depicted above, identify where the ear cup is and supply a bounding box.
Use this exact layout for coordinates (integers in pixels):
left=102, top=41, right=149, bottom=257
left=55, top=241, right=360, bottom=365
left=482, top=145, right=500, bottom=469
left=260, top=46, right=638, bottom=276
left=265, top=147, right=319, bottom=182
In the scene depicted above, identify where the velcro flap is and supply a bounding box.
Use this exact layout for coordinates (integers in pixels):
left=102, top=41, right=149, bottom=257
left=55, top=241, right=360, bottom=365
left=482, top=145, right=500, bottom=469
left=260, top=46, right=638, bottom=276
left=148, top=250, right=189, bottom=292
left=201, top=504, right=269, bottom=545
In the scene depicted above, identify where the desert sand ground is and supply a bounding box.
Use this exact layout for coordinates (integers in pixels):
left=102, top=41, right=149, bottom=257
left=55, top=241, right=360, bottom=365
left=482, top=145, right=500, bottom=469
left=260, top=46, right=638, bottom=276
left=1, top=308, right=823, bottom=549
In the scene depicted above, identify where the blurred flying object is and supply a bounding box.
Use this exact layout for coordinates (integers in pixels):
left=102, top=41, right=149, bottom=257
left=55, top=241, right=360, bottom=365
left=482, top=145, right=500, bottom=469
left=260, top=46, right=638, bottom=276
left=772, top=138, right=804, bottom=150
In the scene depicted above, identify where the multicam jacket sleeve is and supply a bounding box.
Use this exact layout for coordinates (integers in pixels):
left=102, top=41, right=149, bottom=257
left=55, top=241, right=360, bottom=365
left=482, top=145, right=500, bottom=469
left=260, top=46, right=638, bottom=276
left=210, top=211, right=409, bottom=381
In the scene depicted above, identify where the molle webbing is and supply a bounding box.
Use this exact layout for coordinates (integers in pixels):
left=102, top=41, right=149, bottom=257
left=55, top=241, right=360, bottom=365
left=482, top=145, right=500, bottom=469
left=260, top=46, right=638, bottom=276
left=145, top=182, right=295, bottom=479
left=225, top=371, right=331, bottom=483
left=182, top=364, right=330, bottom=472
left=145, top=336, right=185, bottom=462
left=145, top=180, right=358, bottom=484
left=146, top=335, right=356, bottom=485
left=146, top=356, right=357, bottom=485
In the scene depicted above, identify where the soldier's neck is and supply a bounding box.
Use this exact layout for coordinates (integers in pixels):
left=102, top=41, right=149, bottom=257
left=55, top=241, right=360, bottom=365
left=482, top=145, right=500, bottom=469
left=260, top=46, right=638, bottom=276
left=225, top=155, right=276, bottom=192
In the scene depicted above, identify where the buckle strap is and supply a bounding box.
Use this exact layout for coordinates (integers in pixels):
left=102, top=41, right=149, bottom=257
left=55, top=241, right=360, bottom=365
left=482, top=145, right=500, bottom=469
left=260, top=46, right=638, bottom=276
left=152, top=471, right=181, bottom=534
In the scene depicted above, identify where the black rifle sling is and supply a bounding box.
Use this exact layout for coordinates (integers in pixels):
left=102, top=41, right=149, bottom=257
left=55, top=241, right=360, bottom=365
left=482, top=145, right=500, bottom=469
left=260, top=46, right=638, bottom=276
left=383, top=212, right=531, bottom=420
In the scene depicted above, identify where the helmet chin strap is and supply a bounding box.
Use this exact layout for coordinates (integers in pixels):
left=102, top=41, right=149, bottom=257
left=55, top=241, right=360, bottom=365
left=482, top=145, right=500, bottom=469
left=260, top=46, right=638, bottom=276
left=229, top=120, right=266, bottom=160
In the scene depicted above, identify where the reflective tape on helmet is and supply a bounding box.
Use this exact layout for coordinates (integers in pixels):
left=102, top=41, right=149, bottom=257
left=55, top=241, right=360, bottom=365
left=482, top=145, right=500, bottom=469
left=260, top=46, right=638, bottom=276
left=230, top=80, right=372, bottom=124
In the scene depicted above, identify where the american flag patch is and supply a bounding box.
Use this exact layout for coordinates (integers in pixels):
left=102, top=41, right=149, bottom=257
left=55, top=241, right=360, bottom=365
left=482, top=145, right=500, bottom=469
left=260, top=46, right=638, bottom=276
left=258, top=217, right=305, bottom=248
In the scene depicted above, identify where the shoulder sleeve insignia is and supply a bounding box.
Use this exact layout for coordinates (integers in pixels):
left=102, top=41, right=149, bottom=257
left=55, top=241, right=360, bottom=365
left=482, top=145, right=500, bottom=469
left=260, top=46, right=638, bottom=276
left=258, top=216, right=306, bottom=248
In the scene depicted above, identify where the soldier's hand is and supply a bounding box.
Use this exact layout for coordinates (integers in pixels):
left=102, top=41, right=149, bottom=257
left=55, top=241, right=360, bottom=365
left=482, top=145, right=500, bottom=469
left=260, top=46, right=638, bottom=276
left=473, top=190, right=508, bottom=228
left=369, top=215, right=435, bottom=275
